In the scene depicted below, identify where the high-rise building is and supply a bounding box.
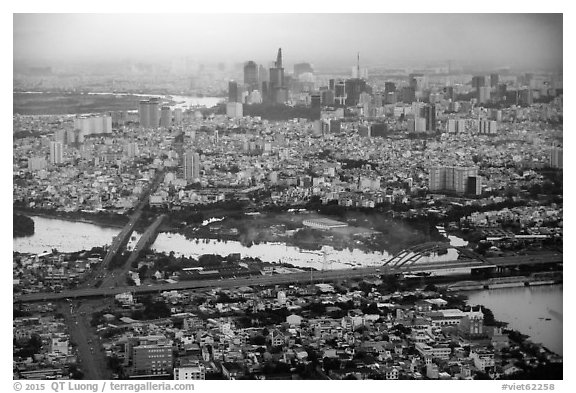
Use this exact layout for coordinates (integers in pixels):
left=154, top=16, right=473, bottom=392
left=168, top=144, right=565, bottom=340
left=173, top=108, right=183, bottom=125
left=138, top=99, right=160, bottom=128
left=472, top=76, right=486, bottom=90
left=429, top=166, right=481, bottom=195
left=478, top=86, right=491, bottom=104
left=345, top=78, right=368, bottom=106
left=478, top=119, right=498, bottom=134
left=160, top=106, right=172, bottom=128
left=423, top=104, right=436, bottom=132
left=243, top=61, right=259, bottom=92
left=268, top=48, right=288, bottom=104
left=184, top=151, right=201, bottom=182
left=334, top=81, right=347, bottom=106
left=50, top=141, right=63, bottom=165
left=310, top=92, right=321, bottom=108
left=138, top=100, right=150, bottom=128
left=384, top=82, right=396, bottom=95
left=228, top=81, right=240, bottom=103
left=321, top=90, right=335, bottom=106
left=55, top=129, right=67, bottom=145
left=400, top=86, right=416, bottom=103
left=148, top=98, right=160, bottom=128
left=490, top=73, right=499, bottom=87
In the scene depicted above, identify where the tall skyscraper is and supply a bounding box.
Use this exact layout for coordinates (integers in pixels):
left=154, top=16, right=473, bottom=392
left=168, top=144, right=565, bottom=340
left=243, top=61, right=259, bottom=92
left=423, top=104, right=436, bottom=132
left=160, top=106, right=172, bottom=128
left=50, top=141, right=63, bottom=165
left=184, top=151, right=200, bottom=182
left=334, top=81, right=347, bottom=106
left=268, top=48, right=288, bottom=104
left=228, top=81, right=240, bottom=103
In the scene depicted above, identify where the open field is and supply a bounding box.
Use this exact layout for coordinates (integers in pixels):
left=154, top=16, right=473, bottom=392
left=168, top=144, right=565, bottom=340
left=13, top=92, right=150, bottom=115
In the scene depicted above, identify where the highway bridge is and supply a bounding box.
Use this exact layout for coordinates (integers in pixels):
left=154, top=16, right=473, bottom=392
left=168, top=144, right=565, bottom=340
left=14, top=252, right=562, bottom=303
left=96, top=169, right=165, bottom=276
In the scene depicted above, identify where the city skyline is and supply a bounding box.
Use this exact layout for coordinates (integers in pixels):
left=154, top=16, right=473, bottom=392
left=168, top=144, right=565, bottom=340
left=14, top=13, right=562, bottom=72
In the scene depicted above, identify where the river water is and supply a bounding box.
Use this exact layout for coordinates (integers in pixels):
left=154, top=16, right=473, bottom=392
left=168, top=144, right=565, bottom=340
left=465, top=285, right=563, bottom=355
left=13, top=215, right=563, bottom=353
left=14, top=216, right=465, bottom=270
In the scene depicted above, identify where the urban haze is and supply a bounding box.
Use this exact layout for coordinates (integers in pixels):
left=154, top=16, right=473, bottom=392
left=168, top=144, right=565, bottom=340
left=13, top=13, right=562, bottom=383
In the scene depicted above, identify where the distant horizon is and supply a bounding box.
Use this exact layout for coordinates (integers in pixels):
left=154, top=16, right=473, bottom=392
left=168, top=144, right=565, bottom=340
left=14, top=14, right=563, bottom=74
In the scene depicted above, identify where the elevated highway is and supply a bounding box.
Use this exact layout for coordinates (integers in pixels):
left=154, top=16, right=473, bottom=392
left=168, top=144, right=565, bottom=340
left=14, top=252, right=562, bottom=303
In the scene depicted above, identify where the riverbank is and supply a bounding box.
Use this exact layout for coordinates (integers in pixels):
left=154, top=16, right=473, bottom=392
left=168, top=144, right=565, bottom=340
left=14, top=209, right=128, bottom=230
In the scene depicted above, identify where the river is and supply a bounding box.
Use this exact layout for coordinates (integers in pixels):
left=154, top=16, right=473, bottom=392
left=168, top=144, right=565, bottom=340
left=13, top=215, right=563, bottom=354
left=14, top=215, right=464, bottom=270
left=465, top=285, right=563, bottom=355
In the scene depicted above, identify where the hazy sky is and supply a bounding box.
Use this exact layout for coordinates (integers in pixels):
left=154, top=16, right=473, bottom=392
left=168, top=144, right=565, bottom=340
left=13, top=13, right=563, bottom=70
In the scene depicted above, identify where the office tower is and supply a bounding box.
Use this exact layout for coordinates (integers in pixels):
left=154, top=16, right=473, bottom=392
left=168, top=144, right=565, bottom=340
left=228, top=81, right=239, bottom=103
left=334, top=81, right=347, bottom=106
left=423, top=104, right=436, bottom=132
left=329, top=79, right=335, bottom=91
left=126, top=142, right=139, bottom=158
left=269, top=48, right=288, bottom=104
left=490, top=73, right=499, bottom=87
left=550, top=147, right=563, bottom=168
left=384, top=82, right=396, bottom=95
left=496, top=83, right=507, bottom=101
left=173, top=108, right=183, bottom=125
left=472, top=75, right=486, bottom=90
left=294, top=62, right=314, bottom=77
left=345, top=78, right=368, bottom=106
left=321, top=90, right=335, bottom=106
left=226, top=102, right=243, bottom=118
left=310, top=93, right=321, bottom=108
left=160, top=106, right=172, bottom=128
left=184, top=151, right=200, bottom=182
left=400, top=86, right=416, bottom=103
left=50, top=141, right=63, bottom=164
left=243, top=61, right=259, bottom=92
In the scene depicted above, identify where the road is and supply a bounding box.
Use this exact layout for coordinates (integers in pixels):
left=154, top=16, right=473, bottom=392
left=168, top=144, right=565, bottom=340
left=94, top=169, right=166, bottom=280
left=15, top=252, right=562, bottom=303
left=58, top=300, right=113, bottom=379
